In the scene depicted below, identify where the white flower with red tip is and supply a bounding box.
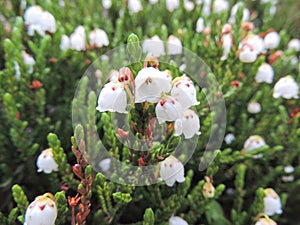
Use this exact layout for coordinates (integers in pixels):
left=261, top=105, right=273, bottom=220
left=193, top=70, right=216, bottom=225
left=24, top=193, right=57, bottom=225
left=264, top=32, right=280, bottom=50
left=171, top=76, right=199, bottom=110
left=135, top=67, right=172, bottom=103
left=169, top=216, right=188, bottom=225
left=159, top=155, right=185, bottom=187
left=142, top=36, right=165, bottom=57
left=287, top=38, right=300, bottom=52
left=36, top=148, right=58, bottom=174
left=96, top=81, right=127, bottom=113
left=166, top=0, right=180, bottom=12
left=273, top=76, right=299, bottom=99
left=167, top=35, right=183, bottom=55
left=264, top=188, right=282, bottom=216
left=174, top=109, right=200, bottom=139
left=243, top=35, right=265, bottom=55
left=239, top=45, right=257, bottom=63
left=89, top=28, right=109, bottom=48
left=155, top=96, right=183, bottom=124
left=247, top=101, right=261, bottom=114
left=255, top=63, right=274, bottom=84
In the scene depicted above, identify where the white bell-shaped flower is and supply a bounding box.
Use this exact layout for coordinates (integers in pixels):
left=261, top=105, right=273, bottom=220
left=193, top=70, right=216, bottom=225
left=281, top=165, right=295, bottom=182
left=196, top=17, right=205, bottom=33
left=128, top=0, right=143, bottom=14
left=166, top=0, right=180, bottom=12
left=174, top=109, right=200, bottom=139
left=255, top=217, right=277, bottom=225
left=24, top=193, right=57, bottom=225
left=244, top=135, right=266, bottom=152
left=255, top=63, right=274, bottom=84
left=264, top=32, right=280, bottom=50
left=96, top=81, right=127, bottom=113
left=202, top=0, right=211, bottom=16
left=169, top=216, right=188, bottom=225
left=135, top=67, right=171, bottom=103
left=229, top=3, right=250, bottom=24
left=102, top=0, right=112, bottom=9
left=142, top=35, right=165, bottom=57
left=239, top=45, right=257, bottom=63
left=243, top=35, right=265, bottom=55
left=273, top=76, right=299, bottom=99
left=167, top=35, right=183, bottom=55
left=24, top=6, right=43, bottom=26
left=39, top=11, right=56, bottom=34
left=264, top=188, right=282, bottom=216
left=70, top=26, right=86, bottom=51
left=224, top=133, right=235, bottom=144
left=287, top=38, right=300, bottom=52
left=22, top=51, right=35, bottom=74
left=159, top=155, right=185, bottom=187
left=221, top=33, right=232, bottom=61
left=36, top=148, right=58, bottom=174
left=184, top=0, right=194, bottom=11
left=171, top=76, right=199, bottom=110
left=247, top=101, right=261, bottom=114
left=89, top=28, right=109, bottom=48
left=155, top=96, right=183, bottom=124
left=60, top=34, right=70, bottom=51
left=213, top=0, right=229, bottom=14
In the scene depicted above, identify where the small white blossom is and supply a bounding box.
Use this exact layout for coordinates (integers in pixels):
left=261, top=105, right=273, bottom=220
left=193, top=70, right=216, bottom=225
left=70, top=26, right=86, bottom=51
left=174, top=109, right=200, bottom=139
left=281, top=165, right=295, bottom=182
left=239, top=45, right=257, bottom=63
left=264, top=32, right=280, bottom=50
left=273, top=76, right=299, bottom=99
left=89, top=28, right=109, bottom=48
left=202, top=0, right=211, bottom=16
left=102, top=0, right=112, bottom=9
left=196, top=17, right=205, bottom=33
left=229, top=3, right=250, bottom=24
left=159, top=156, right=185, bottom=187
left=142, top=35, right=165, bottom=57
left=221, top=33, right=232, bottom=61
left=60, top=34, right=70, bottom=51
left=155, top=96, right=183, bottom=124
left=255, top=63, right=274, bottom=84
left=184, top=0, right=194, bottom=11
left=149, top=0, right=159, bottom=4
left=287, top=38, right=300, bottom=52
left=169, top=216, right=188, bottom=225
left=167, top=35, right=183, bottom=55
left=243, top=35, right=265, bottom=55
left=98, top=158, right=111, bottom=172
left=22, top=51, right=35, bottom=74
left=39, top=11, right=56, bottom=34
left=24, top=193, right=57, bottom=225
left=243, top=135, right=266, bottom=158
left=224, top=133, right=235, bottom=144
left=247, top=101, right=261, bottom=114
left=171, top=75, right=199, bottom=110
left=264, top=188, right=282, bottom=216
left=128, top=0, right=143, bottom=14
left=213, top=0, right=229, bottom=14
left=135, top=67, right=171, bottom=103
left=36, top=149, right=58, bottom=174
left=166, top=0, right=180, bottom=12
left=255, top=217, right=277, bottom=225
left=14, top=61, right=21, bottom=81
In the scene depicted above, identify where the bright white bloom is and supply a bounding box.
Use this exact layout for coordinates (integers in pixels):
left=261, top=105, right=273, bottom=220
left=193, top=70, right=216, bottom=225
left=287, top=38, right=300, bottom=52
left=196, top=17, right=205, bottom=33
left=22, top=51, right=35, bottom=74
left=98, top=158, right=111, bottom=171
left=166, top=0, right=180, bottom=12
left=243, top=35, right=265, bottom=55
left=167, top=35, right=183, bottom=55
left=159, top=155, right=185, bottom=187
left=14, top=61, right=21, bottom=81
left=169, top=216, right=188, bottom=225
left=255, top=217, right=277, bottom=225
left=174, top=109, right=200, bottom=139
left=244, top=135, right=266, bottom=153
left=255, top=63, right=274, bottom=84
left=239, top=45, right=257, bottom=63
left=70, top=26, right=86, bottom=51
left=247, top=101, right=261, bottom=114
left=155, top=96, right=183, bottom=124
left=184, top=0, right=194, bottom=11
left=60, top=34, right=70, bottom=51
left=224, top=133, right=235, bottom=144
left=36, top=148, right=58, bottom=174
left=149, top=0, right=159, bottom=4
left=89, top=28, right=109, bottom=48
left=58, top=0, right=65, bottom=7
left=282, top=165, right=295, bottom=182
left=96, top=81, right=127, bottom=113
left=202, top=0, right=211, bottom=16
left=74, top=25, right=86, bottom=37
left=135, top=67, right=171, bottom=103
left=39, top=11, right=56, bottom=34
left=229, top=3, right=250, bottom=24
left=102, top=0, right=112, bottom=9
left=273, top=76, right=299, bottom=99
left=171, top=75, right=199, bottom=109
left=264, top=32, right=280, bottom=49
left=264, top=188, right=282, bottom=216
left=213, top=0, right=229, bottom=14
left=128, top=0, right=143, bottom=14
left=221, top=33, right=232, bottom=61
left=24, top=193, right=57, bottom=225
left=142, top=35, right=165, bottom=57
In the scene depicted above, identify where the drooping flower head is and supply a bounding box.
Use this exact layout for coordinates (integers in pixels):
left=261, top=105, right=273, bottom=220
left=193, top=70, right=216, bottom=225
left=255, top=63, right=274, bottom=84
left=142, top=35, right=165, bottom=57
left=273, top=76, right=299, bottom=99
left=36, top=148, right=58, bottom=174
left=247, top=101, right=261, bottom=114
left=264, top=31, right=280, bottom=50
left=174, top=109, right=200, bottom=139
left=155, top=95, right=183, bottom=124
left=167, top=35, right=183, bottom=55
left=89, top=28, right=109, bottom=48
left=264, top=188, right=282, bottom=216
